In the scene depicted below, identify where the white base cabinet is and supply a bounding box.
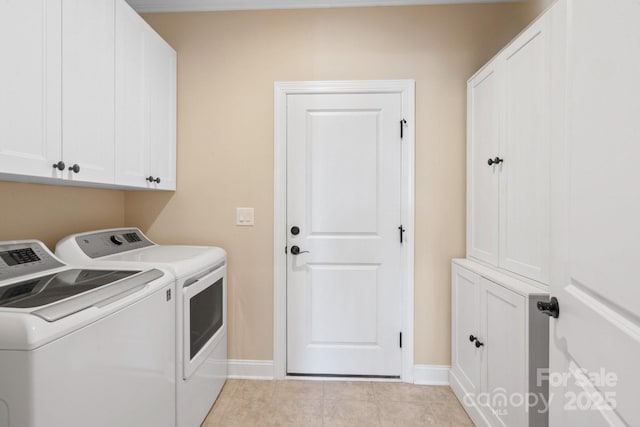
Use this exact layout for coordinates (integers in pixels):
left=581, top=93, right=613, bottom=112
left=450, top=259, right=549, bottom=427
left=0, top=0, right=176, bottom=191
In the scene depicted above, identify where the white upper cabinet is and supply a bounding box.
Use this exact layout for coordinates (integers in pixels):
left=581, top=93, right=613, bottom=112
left=467, top=8, right=556, bottom=285
left=115, top=0, right=151, bottom=188
left=146, top=30, right=177, bottom=190
left=62, top=0, right=116, bottom=184
left=0, top=0, right=176, bottom=190
left=115, top=0, right=176, bottom=190
left=0, top=0, right=62, bottom=179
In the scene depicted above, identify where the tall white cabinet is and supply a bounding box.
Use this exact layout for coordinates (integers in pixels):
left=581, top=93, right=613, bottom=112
left=454, top=3, right=563, bottom=426
left=467, top=9, right=555, bottom=285
left=0, top=0, right=176, bottom=190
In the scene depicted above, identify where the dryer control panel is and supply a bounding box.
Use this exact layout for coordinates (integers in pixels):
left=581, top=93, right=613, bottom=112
left=74, top=228, right=154, bottom=259
left=0, top=241, right=64, bottom=282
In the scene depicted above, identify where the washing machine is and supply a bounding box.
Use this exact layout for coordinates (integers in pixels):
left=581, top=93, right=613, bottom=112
left=0, top=239, right=176, bottom=427
left=55, top=228, right=227, bottom=427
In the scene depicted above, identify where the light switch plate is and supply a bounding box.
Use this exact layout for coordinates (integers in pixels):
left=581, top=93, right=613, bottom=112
left=236, top=207, right=254, bottom=226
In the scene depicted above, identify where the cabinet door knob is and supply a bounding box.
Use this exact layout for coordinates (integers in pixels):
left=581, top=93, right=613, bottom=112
left=469, top=335, right=476, bottom=343
left=154, top=177, right=161, bottom=184
left=475, top=339, right=484, bottom=348
left=52, top=161, right=66, bottom=171
left=147, top=176, right=161, bottom=184
left=487, top=157, right=504, bottom=166
left=68, top=164, right=80, bottom=173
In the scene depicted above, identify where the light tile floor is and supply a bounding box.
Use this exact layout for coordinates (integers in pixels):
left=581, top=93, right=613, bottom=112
left=202, top=379, right=474, bottom=427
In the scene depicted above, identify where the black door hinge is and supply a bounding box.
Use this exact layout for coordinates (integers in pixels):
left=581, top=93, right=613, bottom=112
left=399, top=332, right=403, bottom=348
left=398, top=225, right=405, bottom=244
left=400, top=119, right=407, bottom=139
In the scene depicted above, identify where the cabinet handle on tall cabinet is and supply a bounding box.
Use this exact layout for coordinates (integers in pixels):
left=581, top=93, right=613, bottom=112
left=487, top=157, right=504, bottom=166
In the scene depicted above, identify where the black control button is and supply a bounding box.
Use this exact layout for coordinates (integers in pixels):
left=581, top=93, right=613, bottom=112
left=110, top=235, right=124, bottom=246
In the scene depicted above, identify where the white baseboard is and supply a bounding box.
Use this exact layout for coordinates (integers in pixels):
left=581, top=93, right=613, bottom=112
left=227, top=359, right=274, bottom=380
left=413, top=364, right=451, bottom=385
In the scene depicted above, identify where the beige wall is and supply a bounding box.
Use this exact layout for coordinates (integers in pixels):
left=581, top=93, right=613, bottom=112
left=126, top=4, right=534, bottom=365
left=0, top=182, right=125, bottom=249
left=523, top=0, right=556, bottom=20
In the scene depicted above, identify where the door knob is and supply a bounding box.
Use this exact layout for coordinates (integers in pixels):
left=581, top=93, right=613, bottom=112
left=290, top=246, right=309, bottom=255
left=487, top=157, right=504, bottom=166
left=68, top=164, right=80, bottom=173
left=291, top=226, right=300, bottom=236
left=537, top=297, right=560, bottom=318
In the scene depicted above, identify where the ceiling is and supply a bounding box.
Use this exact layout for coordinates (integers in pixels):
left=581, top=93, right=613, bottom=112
left=127, top=0, right=524, bottom=13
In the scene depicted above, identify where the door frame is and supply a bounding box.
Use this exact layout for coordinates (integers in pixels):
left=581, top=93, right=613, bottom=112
left=273, top=80, right=415, bottom=382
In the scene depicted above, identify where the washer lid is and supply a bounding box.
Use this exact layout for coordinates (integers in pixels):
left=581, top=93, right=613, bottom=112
left=0, top=269, right=141, bottom=309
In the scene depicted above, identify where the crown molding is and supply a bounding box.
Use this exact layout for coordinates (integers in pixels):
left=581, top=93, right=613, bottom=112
left=128, top=0, right=524, bottom=13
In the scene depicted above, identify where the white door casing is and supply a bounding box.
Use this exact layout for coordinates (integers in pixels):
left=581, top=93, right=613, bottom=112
left=274, top=80, right=414, bottom=380
left=549, top=0, right=640, bottom=426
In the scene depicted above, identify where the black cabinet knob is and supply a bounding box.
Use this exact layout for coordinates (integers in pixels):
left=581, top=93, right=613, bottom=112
left=469, top=335, right=476, bottom=343
left=52, top=161, right=66, bottom=171
left=154, top=177, right=160, bottom=184
left=537, top=297, right=560, bottom=318
left=68, top=164, right=80, bottom=173
left=487, top=157, right=504, bottom=166
left=146, top=176, right=161, bottom=184
left=475, top=340, right=484, bottom=348
left=291, top=226, right=300, bottom=235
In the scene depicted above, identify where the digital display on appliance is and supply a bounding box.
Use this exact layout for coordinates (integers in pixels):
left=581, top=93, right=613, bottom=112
left=0, top=248, right=41, bottom=266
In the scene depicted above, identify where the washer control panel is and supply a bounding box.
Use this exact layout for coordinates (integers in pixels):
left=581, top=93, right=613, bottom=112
left=74, top=228, right=153, bottom=259
left=0, top=241, right=64, bottom=282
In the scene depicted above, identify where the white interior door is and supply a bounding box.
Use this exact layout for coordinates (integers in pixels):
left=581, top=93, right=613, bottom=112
left=286, top=91, right=403, bottom=376
left=549, top=0, right=640, bottom=425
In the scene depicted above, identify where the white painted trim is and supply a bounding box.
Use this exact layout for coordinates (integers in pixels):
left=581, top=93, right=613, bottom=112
left=413, top=365, right=451, bottom=385
left=449, top=369, right=492, bottom=427
left=273, top=80, right=415, bottom=382
left=130, top=0, right=525, bottom=13
left=227, top=359, right=274, bottom=380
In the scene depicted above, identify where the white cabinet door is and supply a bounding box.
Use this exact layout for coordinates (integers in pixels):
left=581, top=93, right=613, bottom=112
left=452, top=265, right=483, bottom=395
left=62, top=0, right=115, bottom=184
left=115, top=0, right=176, bottom=190
left=481, top=277, right=526, bottom=427
left=0, top=0, right=62, bottom=178
left=499, top=14, right=552, bottom=284
left=115, top=0, right=148, bottom=187
left=146, top=31, right=177, bottom=191
left=467, top=64, right=501, bottom=266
